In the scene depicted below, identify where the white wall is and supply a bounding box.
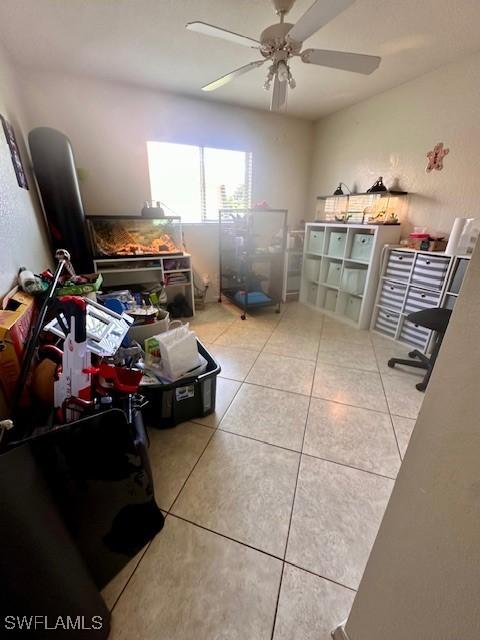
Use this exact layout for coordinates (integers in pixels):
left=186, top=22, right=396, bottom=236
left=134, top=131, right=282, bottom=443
left=309, top=51, right=480, bottom=237
left=19, top=70, right=313, bottom=223
left=0, top=45, right=51, bottom=295
left=342, top=241, right=480, bottom=640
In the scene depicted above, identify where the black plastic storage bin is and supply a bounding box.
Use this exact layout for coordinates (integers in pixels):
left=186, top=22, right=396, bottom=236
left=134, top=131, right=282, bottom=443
left=143, top=340, right=221, bottom=428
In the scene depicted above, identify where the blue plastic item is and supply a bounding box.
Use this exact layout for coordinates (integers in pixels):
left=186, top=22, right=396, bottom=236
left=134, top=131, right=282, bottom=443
left=233, top=290, right=272, bottom=306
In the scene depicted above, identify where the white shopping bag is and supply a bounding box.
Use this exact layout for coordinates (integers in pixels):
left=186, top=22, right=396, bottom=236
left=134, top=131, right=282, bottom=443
left=156, top=323, right=200, bottom=380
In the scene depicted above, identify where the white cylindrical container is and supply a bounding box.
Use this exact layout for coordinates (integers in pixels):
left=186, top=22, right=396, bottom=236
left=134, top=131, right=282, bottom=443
left=445, top=218, right=467, bottom=256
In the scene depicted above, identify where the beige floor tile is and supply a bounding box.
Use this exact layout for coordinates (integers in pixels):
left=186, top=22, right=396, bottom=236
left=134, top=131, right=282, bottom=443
left=193, top=377, right=241, bottom=428
left=110, top=516, right=282, bottom=640
left=303, top=398, right=400, bottom=477
left=381, top=371, right=424, bottom=419
left=312, top=363, right=388, bottom=413
left=220, top=383, right=309, bottom=451
left=101, top=544, right=149, bottom=610
left=391, top=415, right=416, bottom=458
left=214, top=323, right=273, bottom=350
left=207, top=344, right=259, bottom=381
left=191, top=320, right=234, bottom=344
left=322, top=319, right=372, bottom=345
left=264, top=329, right=320, bottom=361
left=273, top=564, right=355, bottom=640
left=286, top=456, right=393, bottom=589
left=246, top=352, right=315, bottom=396
left=148, top=422, right=213, bottom=511
left=172, top=431, right=299, bottom=557
left=317, top=339, right=378, bottom=372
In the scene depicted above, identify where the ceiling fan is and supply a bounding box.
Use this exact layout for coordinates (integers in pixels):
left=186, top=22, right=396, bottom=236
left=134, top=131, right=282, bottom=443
left=186, top=0, right=381, bottom=111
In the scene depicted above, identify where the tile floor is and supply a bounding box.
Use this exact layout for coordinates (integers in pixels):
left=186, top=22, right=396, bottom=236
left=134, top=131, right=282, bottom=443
left=105, top=301, right=422, bottom=639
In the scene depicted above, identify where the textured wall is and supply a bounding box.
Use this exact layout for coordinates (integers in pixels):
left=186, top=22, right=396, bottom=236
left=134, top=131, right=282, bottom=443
left=308, top=50, right=480, bottom=237
left=0, top=44, right=51, bottom=295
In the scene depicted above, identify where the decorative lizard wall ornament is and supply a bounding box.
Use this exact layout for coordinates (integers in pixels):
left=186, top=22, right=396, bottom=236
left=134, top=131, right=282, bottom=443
left=426, top=142, right=449, bottom=173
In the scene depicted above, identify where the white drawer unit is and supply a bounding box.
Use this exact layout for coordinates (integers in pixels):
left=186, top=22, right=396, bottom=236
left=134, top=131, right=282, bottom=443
left=372, top=248, right=458, bottom=351
left=374, top=308, right=400, bottom=338
left=379, top=280, right=407, bottom=311
left=300, top=223, right=401, bottom=328
left=308, top=230, right=324, bottom=254
left=411, top=254, right=449, bottom=291
left=384, top=250, right=414, bottom=282
left=404, top=287, right=441, bottom=314
left=327, top=230, right=347, bottom=258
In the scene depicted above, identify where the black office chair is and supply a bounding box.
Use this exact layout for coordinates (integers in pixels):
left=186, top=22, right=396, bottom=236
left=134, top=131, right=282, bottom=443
left=388, top=307, right=452, bottom=392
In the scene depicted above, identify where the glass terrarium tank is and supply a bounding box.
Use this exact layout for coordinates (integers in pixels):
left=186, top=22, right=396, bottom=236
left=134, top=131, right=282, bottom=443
left=87, top=216, right=183, bottom=257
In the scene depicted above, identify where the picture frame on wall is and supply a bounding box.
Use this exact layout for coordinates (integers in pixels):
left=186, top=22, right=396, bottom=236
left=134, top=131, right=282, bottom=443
left=1, top=114, right=29, bottom=189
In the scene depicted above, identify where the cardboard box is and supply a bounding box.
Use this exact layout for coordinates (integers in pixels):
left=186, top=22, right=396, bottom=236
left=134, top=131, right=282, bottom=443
left=0, top=288, right=36, bottom=405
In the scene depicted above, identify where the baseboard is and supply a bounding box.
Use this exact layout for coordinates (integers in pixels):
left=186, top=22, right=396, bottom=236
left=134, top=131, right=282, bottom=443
left=331, top=622, right=351, bottom=640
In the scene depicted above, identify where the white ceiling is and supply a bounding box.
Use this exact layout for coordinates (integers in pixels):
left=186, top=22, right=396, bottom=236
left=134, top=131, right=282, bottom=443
left=1, top=0, right=480, bottom=120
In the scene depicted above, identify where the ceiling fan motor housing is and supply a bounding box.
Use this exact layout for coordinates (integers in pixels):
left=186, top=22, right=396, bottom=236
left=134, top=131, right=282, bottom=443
left=260, top=23, right=301, bottom=57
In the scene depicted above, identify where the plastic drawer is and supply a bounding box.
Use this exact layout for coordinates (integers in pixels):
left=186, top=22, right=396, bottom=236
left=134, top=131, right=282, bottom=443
left=379, top=280, right=407, bottom=311
left=305, top=258, right=321, bottom=282
left=411, top=254, right=449, bottom=291
left=326, top=261, right=342, bottom=287
left=327, top=231, right=347, bottom=258
left=345, top=295, right=362, bottom=323
left=324, top=288, right=338, bottom=312
left=342, top=267, right=367, bottom=295
left=351, top=233, right=374, bottom=261
left=385, top=250, right=414, bottom=282
left=399, top=318, right=431, bottom=350
left=308, top=230, right=324, bottom=254
left=374, top=308, right=400, bottom=338
left=404, top=287, right=441, bottom=314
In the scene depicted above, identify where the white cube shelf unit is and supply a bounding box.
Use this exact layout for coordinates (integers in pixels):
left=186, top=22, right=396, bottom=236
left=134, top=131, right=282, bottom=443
left=371, top=248, right=471, bottom=351
left=300, top=223, right=401, bottom=328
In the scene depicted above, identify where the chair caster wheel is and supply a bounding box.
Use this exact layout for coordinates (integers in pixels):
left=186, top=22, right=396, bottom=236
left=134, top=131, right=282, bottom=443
left=408, top=350, right=417, bottom=358
left=275, top=309, right=281, bottom=314
left=241, top=314, right=246, bottom=320
left=387, top=359, right=396, bottom=368
left=217, top=298, right=222, bottom=303
left=416, top=382, right=427, bottom=392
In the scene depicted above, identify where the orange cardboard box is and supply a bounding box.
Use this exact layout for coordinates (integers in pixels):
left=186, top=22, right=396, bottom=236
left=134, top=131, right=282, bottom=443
left=0, top=288, right=36, bottom=405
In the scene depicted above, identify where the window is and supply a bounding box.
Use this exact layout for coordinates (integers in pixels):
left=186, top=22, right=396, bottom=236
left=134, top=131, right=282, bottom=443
left=147, top=141, right=252, bottom=223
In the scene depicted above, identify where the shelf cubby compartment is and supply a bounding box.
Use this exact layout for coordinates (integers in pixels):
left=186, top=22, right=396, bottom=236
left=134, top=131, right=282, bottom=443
left=347, top=229, right=375, bottom=262
left=341, top=263, right=368, bottom=296
left=322, top=257, right=342, bottom=288
left=304, top=256, right=322, bottom=283
left=322, top=287, right=339, bottom=313
left=306, top=282, right=319, bottom=306
left=307, top=228, right=325, bottom=255
left=336, top=291, right=362, bottom=323
left=325, top=228, right=348, bottom=258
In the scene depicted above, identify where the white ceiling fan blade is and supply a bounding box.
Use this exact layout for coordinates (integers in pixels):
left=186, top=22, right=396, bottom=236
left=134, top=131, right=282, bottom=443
left=202, top=60, right=265, bottom=92
left=301, top=48, right=381, bottom=74
left=186, top=21, right=259, bottom=48
left=287, top=0, right=355, bottom=44
left=271, top=75, right=288, bottom=111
